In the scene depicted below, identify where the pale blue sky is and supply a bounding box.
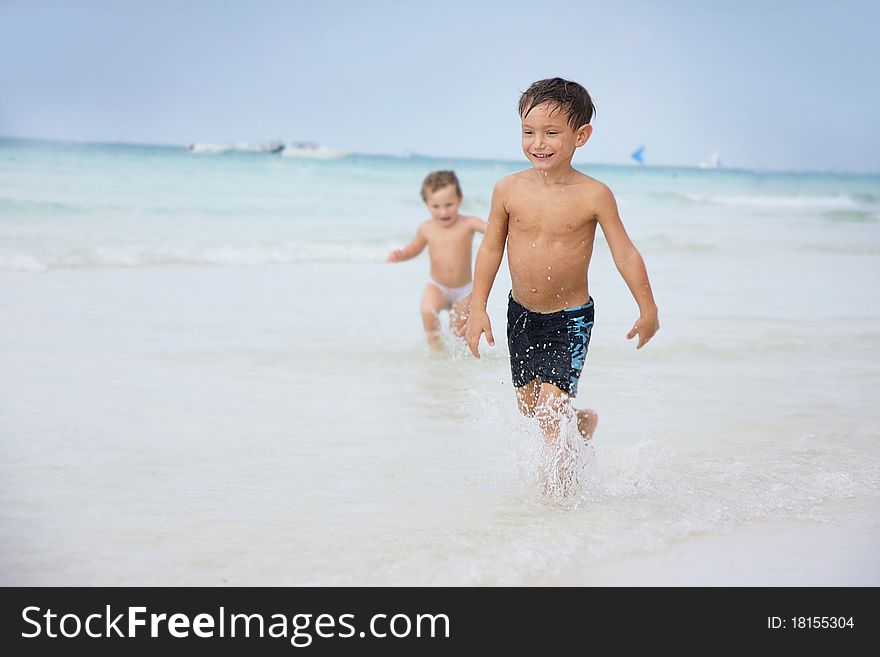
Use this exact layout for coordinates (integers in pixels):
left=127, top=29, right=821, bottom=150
left=1, top=0, right=878, bottom=172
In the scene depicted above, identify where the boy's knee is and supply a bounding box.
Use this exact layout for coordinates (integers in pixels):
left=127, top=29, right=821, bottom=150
left=535, top=393, right=567, bottom=418
left=534, top=403, right=555, bottom=421
left=517, top=400, right=537, bottom=417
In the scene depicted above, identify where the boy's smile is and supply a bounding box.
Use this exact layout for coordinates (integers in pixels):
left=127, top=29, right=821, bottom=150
left=425, top=184, right=462, bottom=228
left=521, top=102, right=591, bottom=173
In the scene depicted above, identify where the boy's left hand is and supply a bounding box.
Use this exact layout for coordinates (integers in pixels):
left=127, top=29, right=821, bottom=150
left=626, top=312, right=660, bottom=349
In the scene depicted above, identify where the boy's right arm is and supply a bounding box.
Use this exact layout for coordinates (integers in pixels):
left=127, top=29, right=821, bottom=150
left=387, top=224, right=427, bottom=262
left=466, top=180, right=510, bottom=358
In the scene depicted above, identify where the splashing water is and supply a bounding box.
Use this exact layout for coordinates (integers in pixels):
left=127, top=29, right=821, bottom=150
left=506, top=405, right=600, bottom=509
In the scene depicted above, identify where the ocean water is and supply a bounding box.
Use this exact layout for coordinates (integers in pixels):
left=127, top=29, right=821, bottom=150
left=1, top=137, right=879, bottom=585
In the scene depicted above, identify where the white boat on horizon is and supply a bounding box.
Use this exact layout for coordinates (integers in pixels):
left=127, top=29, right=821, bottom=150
left=186, top=140, right=347, bottom=158
left=280, top=142, right=350, bottom=160
left=186, top=143, right=231, bottom=154
left=699, top=152, right=722, bottom=169
left=187, top=141, right=284, bottom=154
left=231, top=141, right=285, bottom=153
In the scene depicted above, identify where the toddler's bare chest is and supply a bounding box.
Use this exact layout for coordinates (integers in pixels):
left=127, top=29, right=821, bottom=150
left=426, top=227, right=473, bottom=250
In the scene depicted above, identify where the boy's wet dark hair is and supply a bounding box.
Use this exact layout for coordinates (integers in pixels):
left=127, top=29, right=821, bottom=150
left=518, top=77, right=595, bottom=130
left=421, top=170, right=462, bottom=201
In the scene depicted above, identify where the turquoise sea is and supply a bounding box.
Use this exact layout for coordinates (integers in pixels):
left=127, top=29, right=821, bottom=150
left=1, top=137, right=879, bottom=584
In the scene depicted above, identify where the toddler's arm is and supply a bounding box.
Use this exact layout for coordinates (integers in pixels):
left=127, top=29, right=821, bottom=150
left=471, top=216, right=488, bottom=234
left=596, top=185, right=660, bottom=349
left=388, top=224, right=428, bottom=263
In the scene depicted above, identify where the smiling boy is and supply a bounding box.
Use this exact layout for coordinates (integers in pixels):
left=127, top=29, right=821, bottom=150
left=466, top=78, right=659, bottom=445
left=389, top=171, right=487, bottom=350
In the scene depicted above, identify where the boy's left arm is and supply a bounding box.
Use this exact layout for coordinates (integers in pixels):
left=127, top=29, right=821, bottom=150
left=595, top=185, right=659, bottom=349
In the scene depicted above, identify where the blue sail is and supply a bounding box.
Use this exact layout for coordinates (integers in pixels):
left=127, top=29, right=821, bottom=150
left=631, top=145, right=645, bottom=164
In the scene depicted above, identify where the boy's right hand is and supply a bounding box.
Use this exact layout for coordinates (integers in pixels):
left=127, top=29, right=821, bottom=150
left=466, top=309, right=494, bottom=359
left=387, top=249, right=403, bottom=263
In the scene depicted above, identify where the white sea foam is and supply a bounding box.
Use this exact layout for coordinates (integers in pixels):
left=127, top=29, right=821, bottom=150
left=0, top=253, right=48, bottom=272
left=683, top=193, right=863, bottom=209
left=0, top=242, right=395, bottom=271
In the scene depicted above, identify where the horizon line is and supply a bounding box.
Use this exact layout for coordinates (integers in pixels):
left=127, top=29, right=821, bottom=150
left=2, top=134, right=877, bottom=178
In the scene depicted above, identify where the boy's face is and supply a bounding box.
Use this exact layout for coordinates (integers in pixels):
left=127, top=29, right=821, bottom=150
left=521, top=102, right=592, bottom=172
left=425, top=184, right=462, bottom=227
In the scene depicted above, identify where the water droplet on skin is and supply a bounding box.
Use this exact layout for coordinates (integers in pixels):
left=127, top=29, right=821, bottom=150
left=547, top=276, right=551, bottom=280
left=531, top=288, right=537, bottom=293
left=567, top=224, right=572, bottom=229
left=531, top=243, right=536, bottom=247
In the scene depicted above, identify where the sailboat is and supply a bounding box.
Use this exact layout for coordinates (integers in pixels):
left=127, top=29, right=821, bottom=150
left=630, top=145, right=645, bottom=165
left=699, top=152, right=722, bottom=169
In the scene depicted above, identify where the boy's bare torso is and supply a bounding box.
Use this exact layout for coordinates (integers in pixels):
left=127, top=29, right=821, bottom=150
left=504, top=169, right=601, bottom=312
left=422, top=215, right=481, bottom=288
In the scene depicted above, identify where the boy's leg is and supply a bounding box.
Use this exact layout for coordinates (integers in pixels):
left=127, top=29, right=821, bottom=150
left=515, top=379, right=541, bottom=417
left=534, top=382, right=572, bottom=446
left=517, top=380, right=599, bottom=442
left=530, top=381, right=597, bottom=442
left=421, top=284, right=449, bottom=351
left=534, top=382, right=594, bottom=498
left=449, top=293, right=471, bottom=337
left=576, top=408, right=598, bottom=441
